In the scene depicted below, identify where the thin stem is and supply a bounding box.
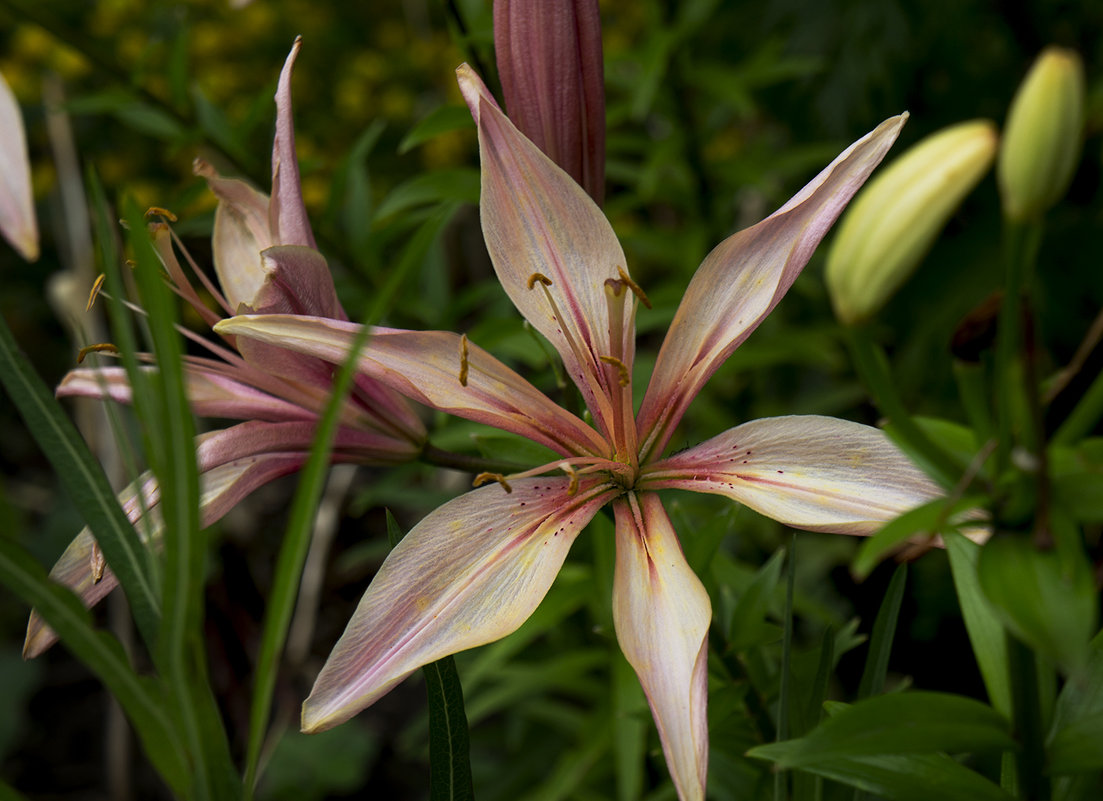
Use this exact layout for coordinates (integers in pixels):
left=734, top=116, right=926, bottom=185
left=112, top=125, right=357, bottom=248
left=844, top=327, right=962, bottom=488
left=1051, top=367, right=1103, bottom=446
left=1008, top=634, right=1049, bottom=800
left=419, top=443, right=528, bottom=476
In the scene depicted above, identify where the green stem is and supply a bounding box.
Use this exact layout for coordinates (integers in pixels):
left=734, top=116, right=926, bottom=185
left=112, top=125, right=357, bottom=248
left=1051, top=366, right=1103, bottom=446
left=844, top=327, right=961, bottom=488
left=1007, top=634, right=1049, bottom=800
left=419, top=443, right=528, bottom=476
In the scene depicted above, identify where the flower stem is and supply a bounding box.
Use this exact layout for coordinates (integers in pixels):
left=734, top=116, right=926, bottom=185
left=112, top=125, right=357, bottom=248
left=844, top=326, right=961, bottom=488
left=419, top=443, right=527, bottom=476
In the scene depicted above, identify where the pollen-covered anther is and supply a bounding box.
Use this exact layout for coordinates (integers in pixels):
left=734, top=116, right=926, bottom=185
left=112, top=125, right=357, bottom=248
left=599, top=355, right=631, bottom=387
left=124, top=259, right=137, bottom=269
left=473, top=472, right=513, bottom=493
left=617, top=266, right=652, bottom=309
left=558, top=462, right=579, bottom=496
left=527, top=272, right=553, bottom=290
left=458, top=333, right=470, bottom=387
left=77, top=343, right=120, bottom=364
left=86, top=274, right=106, bottom=311
left=90, top=541, right=106, bottom=584
left=144, top=206, right=178, bottom=222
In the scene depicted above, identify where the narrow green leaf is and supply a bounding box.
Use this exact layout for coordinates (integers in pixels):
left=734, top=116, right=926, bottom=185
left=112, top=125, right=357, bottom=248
left=977, top=535, right=1097, bottom=673
left=775, top=536, right=796, bottom=801
left=857, top=563, right=907, bottom=700
left=398, top=105, right=474, bottom=153
left=853, top=496, right=984, bottom=579
left=612, top=654, right=646, bottom=801
left=784, top=753, right=1016, bottom=801
left=424, top=656, right=475, bottom=801
left=1048, top=634, right=1103, bottom=775
left=1047, top=712, right=1103, bottom=773
left=373, top=169, right=479, bottom=221
left=748, top=692, right=1015, bottom=766
left=0, top=537, right=189, bottom=796
left=0, top=311, right=161, bottom=648
left=728, top=547, right=785, bottom=650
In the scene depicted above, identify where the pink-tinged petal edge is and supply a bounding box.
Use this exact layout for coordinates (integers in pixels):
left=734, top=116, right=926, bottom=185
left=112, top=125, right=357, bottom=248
left=24, top=447, right=308, bottom=657
left=0, top=69, right=38, bottom=261
left=636, top=115, right=908, bottom=461
left=613, top=493, right=710, bottom=801
left=215, top=314, right=610, bottom=458
left=270, top=36, right=317, bottom=250
left=457, top=65, right=634, bottom=445
left=643, top=415, right=942, bottom=535
left=302, top=477, right=615, bottom=732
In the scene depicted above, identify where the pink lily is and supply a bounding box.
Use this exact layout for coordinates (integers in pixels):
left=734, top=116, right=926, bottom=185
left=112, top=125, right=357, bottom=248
left=216, top=66, right=939, bottom=800
left=24, top=39, right=425, bottom=658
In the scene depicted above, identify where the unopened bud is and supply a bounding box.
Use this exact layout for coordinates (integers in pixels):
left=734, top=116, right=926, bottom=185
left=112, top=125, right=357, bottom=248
left=494, top=0, right=606, bottom=204
left=827, top=120, right=998, bottom=325
left=997, top=47, right=1085, bottom=221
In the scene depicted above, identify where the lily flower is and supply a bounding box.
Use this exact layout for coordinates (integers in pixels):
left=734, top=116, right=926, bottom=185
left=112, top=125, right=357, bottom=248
left=0, top=68, right=39, bottom=261
left=216, top=66, right=938, bottom=800
left=24, top=38, right=425, bottom=658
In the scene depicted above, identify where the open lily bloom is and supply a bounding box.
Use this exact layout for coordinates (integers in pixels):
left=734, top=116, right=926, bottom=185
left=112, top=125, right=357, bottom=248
left=217, top=66, right=940, bottom=800
left=24, top=39, right=425, bottom=658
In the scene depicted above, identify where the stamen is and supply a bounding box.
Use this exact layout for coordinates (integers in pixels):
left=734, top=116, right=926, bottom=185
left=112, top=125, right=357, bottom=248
left=599, top=355, right=631, bottom=387
left=559, top=462, right=579, bottom=496
left=90, top=541, right=106, bottom=584
left=458, top=333, right=470, bottom=387
left=527, top=272, right=553, bottom=290
left=145, top=206, right=178, bottom=222
left=86, top=274, right=106, bottom=311
left=124, top=259, right=137, bottom=269
left=617, top=266, right=652, bottom=309
left=473, top=472, right=513, bottom=493
left=77, top=343, right=120, bottom=363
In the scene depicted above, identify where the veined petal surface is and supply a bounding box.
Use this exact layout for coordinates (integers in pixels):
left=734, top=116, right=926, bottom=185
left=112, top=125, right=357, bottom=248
left=25, top=448, right=308, bottom=657
left=613, top=493, right=710, bottom=801
left=269, top=36, right=316, bottom=250
left=302, top=477, right=614, bottom=732
left=644, top=415, right=941, bottom=535
left=636, top=115, right=907, bottom=460
left=458, top=65, right=634, bottom=441
left=216, top=314, right=609, bottom=457
left=0, top=69, right=38, bottom=261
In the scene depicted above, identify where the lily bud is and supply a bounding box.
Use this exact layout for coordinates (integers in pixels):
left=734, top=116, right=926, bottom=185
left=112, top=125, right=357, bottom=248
left=997, top=47, right=1085, bottom=221
left=826, top=120, right=998, bottom=325
left=493, top=0, right=606, bottom=205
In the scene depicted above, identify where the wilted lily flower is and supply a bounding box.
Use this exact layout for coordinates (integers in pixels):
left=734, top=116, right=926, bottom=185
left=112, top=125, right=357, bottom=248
left=0, top=68, right=39, bottom=262
left=24, top=38, right=426, bottom=658
left=218, top=66, right=939, bottom=800
left=494, top=0, right=605, bottom=204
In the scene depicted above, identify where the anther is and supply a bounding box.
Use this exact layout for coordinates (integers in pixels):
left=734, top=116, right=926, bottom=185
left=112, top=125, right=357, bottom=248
left=473, top=472, right=513, bottom=493
left=77, top=343, right=120, bottom=363
left=86, top=274, right=106, bottom=311
left=125, top=259, right=137, bottom=269
left=90, top=541, right=106, bottom=584
left=145, top=206, right=178, bottom=222
left=559, top=463, right=579, bottom=496
left=599, top=355, right=631, bottom=387
left=617, top=266, right=652, bottom=309
left=527, top=272, right=553, bottom=290
left=458, top=333, right=470, bottom=387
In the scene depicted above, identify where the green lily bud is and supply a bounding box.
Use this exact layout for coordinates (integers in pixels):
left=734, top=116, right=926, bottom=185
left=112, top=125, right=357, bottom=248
left=998, top=47, right=1085, bottom=221
left=827, top=120, right=998, bottom=325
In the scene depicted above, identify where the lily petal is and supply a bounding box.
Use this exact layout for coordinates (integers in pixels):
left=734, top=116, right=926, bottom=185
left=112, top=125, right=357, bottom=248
left=636, top=116, right=908, bottom=460
left=0, top=69, right=38, bottom=261
left=612, top=493, right=710, bottom=801
left=643, top=415, right=941, bottom=535
left=216, top=314, right=609, bottom=457
left=270, top=36, right=317, bottom=250
left=24, top=447, right=308, bottom=657
left=302, top=477, right=614, bottom=732
left=457, top=65, right=634, bottom=442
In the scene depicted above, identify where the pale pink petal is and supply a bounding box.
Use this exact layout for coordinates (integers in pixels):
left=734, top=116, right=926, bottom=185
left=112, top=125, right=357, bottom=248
left=612, top=493, right=710, bottom=801
left=269, top=36, right=317, bottom=250
left=194, top=159, right=274, bottom=312
left=216, top=314, right=609, bottom=457
left=457, top=65, right=635, bottom=446
left=0, top=69, right=38, bottom=261
left=636, top=116, right=908, bottom=460
left=246, top=245, right=343, bottom=319
left=302, top=477, right=615, bottom=732
left=24, top=449, right=308, bottom=657
left=643, top=415, right=941, bottom=535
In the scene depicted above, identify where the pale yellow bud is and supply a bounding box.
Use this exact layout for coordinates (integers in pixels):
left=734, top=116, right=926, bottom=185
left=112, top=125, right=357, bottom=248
left=998, top=47, right=1085, bottom=221
left=826, top=120, right=998, bottom=325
